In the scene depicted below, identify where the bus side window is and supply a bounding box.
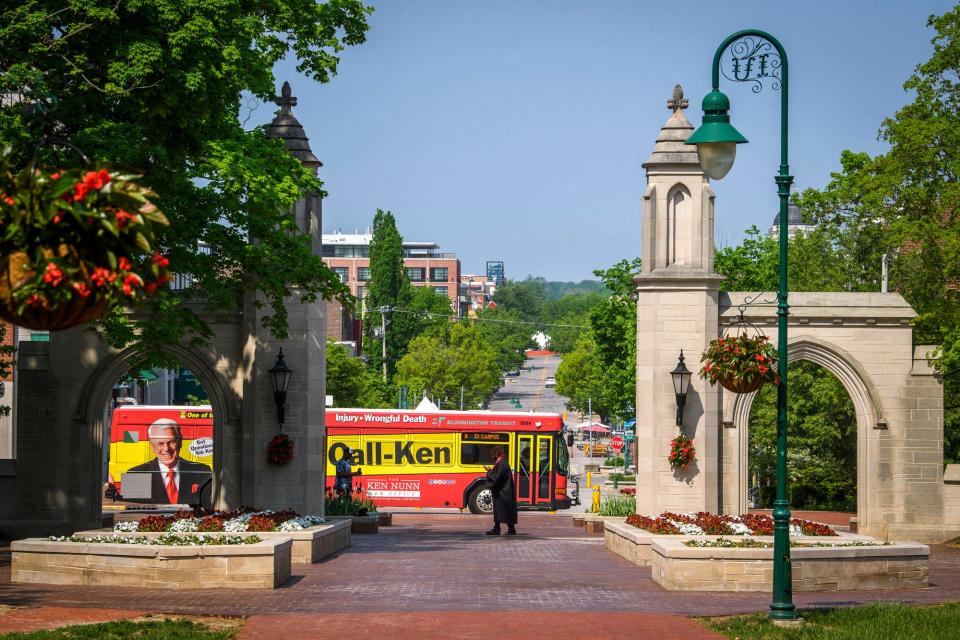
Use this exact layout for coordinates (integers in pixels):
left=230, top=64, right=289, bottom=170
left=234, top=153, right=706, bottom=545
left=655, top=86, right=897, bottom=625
left=460, top=443, right=509, bottom=465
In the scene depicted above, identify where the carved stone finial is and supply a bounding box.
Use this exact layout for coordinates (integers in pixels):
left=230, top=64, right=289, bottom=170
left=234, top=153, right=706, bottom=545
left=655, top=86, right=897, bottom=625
left=667, top=84, right=688, bottom=113
left=275, top=81, right=297, bottom=113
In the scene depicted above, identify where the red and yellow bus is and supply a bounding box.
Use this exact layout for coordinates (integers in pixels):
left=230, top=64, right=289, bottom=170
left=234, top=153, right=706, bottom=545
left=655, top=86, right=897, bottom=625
left=324, top=408, right=572, bottom=513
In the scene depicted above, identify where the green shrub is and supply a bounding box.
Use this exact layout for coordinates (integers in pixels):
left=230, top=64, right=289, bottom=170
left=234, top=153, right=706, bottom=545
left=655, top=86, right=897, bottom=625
left=604, top=457, right=625, bottom=467
left=608, top=473, right=636, bottom=482
left=599, top=495, right=636, bottom=516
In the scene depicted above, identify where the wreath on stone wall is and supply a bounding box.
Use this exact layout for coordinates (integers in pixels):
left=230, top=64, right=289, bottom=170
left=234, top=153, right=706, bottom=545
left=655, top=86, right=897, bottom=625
left=267, top=433, right=295, bottom=465
left=668, top=435, right=696, bottom=470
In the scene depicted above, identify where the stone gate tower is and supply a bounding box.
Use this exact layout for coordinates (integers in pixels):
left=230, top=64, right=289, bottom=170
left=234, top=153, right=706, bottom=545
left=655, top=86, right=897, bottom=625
left=0, top=82, right=329, bottom=537
left=634, top=86, right=721, bottom=515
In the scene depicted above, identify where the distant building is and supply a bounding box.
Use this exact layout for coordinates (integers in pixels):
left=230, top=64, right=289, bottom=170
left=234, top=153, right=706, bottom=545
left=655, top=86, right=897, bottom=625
left=460, top=274, right=498, bottom=316
left=322, top=232, right=464, bottom=345
left=486, top=261, right=505, bottom=286
left=768, top=203, right=816, bottom=240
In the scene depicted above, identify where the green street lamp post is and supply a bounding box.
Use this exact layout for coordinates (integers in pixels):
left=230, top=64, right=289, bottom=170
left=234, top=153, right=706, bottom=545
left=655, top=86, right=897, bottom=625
left=686, top=30, right=796, bottom=621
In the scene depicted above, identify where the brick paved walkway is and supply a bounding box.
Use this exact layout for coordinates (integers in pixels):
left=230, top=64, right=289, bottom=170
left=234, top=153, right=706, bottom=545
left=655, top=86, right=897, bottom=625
left=0, top=606, right=139, bottom=633
left=1, top=513, right=958, bottom=637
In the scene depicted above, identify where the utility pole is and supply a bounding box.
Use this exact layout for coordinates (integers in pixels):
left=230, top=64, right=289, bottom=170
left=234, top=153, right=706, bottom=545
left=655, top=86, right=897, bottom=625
left=588, top=397, right=593, bottom=458
left=460, top=386, right=464, bottom=411
left=379, top=306, right=390, bottom=381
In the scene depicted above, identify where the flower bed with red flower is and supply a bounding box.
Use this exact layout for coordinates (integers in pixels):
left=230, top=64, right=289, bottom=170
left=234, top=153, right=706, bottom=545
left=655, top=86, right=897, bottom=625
left=699, top=333, right=779, bottom=393
left=668, top=435, right=696, bottom=469
left=625, top=510, right=837, bottom=536
left=0, top=147, right=170, bottom=329
left=115, top=508, right=324, bottom=533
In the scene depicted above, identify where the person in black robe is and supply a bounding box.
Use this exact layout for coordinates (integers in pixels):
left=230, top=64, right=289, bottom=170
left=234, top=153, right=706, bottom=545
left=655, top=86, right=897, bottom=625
left=484, top=445, right=517, bottom=535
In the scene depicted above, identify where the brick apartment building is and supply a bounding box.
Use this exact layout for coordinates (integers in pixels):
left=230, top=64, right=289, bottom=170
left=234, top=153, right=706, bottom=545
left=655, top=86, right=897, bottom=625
left=322, top=232, right=463, bottom=347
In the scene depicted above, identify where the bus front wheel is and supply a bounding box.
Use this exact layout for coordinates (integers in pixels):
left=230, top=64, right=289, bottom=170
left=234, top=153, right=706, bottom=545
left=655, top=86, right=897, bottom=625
left=468, top=486, right=494, bottom=515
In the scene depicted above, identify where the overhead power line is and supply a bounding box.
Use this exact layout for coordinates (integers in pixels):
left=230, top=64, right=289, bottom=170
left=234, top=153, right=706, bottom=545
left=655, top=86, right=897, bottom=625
left=385, top=307, right=589, bottom=330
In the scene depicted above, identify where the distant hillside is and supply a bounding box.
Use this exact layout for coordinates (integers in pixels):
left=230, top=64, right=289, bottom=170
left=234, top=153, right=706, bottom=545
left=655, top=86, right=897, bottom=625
left=512, top=276, right=608, bottom=299
left=543, top=279, right=607, bottom=299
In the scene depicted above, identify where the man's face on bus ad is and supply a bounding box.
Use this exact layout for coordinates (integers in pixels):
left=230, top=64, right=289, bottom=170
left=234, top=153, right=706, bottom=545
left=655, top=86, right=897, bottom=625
left=150, top=428, right=181, bottom=466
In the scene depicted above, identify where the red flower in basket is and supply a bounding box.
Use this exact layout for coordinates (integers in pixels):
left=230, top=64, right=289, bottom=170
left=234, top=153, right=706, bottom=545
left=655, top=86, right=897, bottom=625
left=668, top=435, right=696, bottom=470
left=267, top=434, right=295, bottom=465
left=699, top=332, right=779, bottom=394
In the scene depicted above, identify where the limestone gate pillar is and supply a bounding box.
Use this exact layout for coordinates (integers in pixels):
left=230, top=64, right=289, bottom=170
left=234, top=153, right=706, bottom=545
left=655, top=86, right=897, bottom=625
left=634, top=87, right=721, bottom=515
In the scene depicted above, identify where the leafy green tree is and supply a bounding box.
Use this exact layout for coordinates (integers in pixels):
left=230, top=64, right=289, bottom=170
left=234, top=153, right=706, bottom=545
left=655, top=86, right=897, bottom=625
left=326, top=340, right=390, bottom=408
left=390, top=284, right=454, bottom=359
left=472, top=306, right=531, bottom=371
left=554, top=334, right=605, bottom=419
left=714, top=226, right=778, bottom=292
left=749, top=361, right=857, bottom=511
left=793, top=6, right=960, bottom=461
left=0, top=1, right=372, bottom=353
left=544, top=311, right=590, bottom=354
left=363, top=209, right=408, bottom=377
left=491, top=279, right=547, bottom=322
left=555, top=257, right=641, bottom=424
left=395, top=323, right=500, bottom=409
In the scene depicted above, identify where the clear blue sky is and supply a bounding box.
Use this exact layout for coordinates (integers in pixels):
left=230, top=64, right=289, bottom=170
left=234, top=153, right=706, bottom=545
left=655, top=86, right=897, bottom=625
left=256, top=0, right=955, bottom=281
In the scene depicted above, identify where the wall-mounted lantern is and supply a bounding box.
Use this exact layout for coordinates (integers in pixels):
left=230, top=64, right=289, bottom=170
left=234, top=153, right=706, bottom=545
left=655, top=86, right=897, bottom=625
left=268, top=348, right=293, bottom=426
left=670, top=350, right=692, bottom=426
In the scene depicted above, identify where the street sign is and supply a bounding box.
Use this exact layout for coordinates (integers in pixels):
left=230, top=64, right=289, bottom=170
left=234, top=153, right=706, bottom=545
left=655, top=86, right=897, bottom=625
left=610, top=435, right=625, bottom=452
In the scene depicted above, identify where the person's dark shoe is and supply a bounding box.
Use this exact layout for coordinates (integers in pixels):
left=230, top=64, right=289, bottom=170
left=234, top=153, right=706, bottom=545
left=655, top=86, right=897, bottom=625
left=486, top=529, right=501, bottom=535
left=506, top=528, right=517, bottom=535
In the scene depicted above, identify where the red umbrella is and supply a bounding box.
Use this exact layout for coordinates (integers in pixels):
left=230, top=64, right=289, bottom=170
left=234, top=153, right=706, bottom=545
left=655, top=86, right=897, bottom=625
left=579, top=424, right=611, bottom=434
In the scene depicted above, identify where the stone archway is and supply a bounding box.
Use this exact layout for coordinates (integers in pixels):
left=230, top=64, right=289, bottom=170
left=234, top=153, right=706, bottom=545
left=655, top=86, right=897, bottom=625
left=726, top=337, right=882, bottom=532
left=633, top=86, right=950, bottom=541
left=73, top=344, right=243, bottom=526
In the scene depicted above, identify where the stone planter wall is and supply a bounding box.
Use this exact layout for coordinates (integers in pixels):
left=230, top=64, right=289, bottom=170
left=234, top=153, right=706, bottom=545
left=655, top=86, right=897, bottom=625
left=604, top=521, right=879, bottom=568
left=76, top=520, right=351, bottom=564
left=650, top=538, right=929, bottom=592
left=328, top=514, right=378, bottom=534
left=583, top=514, right=626, bottom=535
left=11, top=537, right=292, bottom=589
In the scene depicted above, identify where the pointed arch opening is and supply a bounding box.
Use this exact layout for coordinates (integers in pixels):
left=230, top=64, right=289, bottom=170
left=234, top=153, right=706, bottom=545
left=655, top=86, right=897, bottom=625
left=729, top=337, right=882, bottom=530
left=666, top=184, right=692, bottom=266
left=72, top=345, right=241, bottom=525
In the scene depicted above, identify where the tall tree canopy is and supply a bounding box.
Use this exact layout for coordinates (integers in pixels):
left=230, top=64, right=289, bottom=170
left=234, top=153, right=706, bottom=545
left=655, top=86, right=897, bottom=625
left=325, top=339, right=389, bottom=408
left=0, top=0, right=372, bottom=351
left=555, top=257, right=640, bottom=424
left=362, top=208, right=407, bottom=376
left=394, top=323, right=500, bottom=409
left=795, top=6, right=960, bottom=462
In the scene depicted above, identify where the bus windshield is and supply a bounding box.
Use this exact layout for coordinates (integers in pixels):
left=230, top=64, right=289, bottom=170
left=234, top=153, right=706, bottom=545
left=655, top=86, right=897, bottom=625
left=556, top=435, right=569, bottom=476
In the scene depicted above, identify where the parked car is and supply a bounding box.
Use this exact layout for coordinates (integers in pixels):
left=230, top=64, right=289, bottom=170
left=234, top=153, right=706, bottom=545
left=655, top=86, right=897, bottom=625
left=545, top=376, right=556, bottom=387
left=505, top=369, right=521, bottom=377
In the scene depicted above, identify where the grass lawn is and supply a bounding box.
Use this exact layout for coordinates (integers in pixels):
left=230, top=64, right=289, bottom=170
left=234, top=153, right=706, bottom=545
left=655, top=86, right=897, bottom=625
left=706, top=602, right=960, bottom=639
left=0, top=618, right=242, bottom=639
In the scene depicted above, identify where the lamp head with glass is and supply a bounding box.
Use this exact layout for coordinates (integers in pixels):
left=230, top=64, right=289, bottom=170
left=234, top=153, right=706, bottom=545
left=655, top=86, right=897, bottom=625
left=685, top=90, right=748, bottom=180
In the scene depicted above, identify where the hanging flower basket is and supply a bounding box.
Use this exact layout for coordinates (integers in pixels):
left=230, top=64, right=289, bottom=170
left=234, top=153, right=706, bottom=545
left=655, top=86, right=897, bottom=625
left=668, top=435, right=696, bottom=469
left=267, top=434, right=295, bottom=465
left=699, top=332, right=779, bottom=394
left=0, top=146, right=170, bottom=330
